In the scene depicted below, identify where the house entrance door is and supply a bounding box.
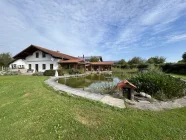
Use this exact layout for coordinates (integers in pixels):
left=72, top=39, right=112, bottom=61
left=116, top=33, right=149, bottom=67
left=29, top=64, right=31, bottom=69
left=35, top=64, right=39, bottom=72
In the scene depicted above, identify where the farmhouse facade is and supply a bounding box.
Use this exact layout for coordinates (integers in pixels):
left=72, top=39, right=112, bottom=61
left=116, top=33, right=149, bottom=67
left=9, top=44, right=114, bottom=73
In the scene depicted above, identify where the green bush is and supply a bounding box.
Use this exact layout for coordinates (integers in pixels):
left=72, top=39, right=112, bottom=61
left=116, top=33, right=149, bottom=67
left=43, top=70, right=64, bottom=76
left=162, top=63, right=186, bottom=74
left=68, top=68, right=80, bottom=75
left=43, top=70, right=55, bottom=76
left=128, top=70, right=186, bottom=100
left=3, top=71, right=20, bottom=75
left=79, top=68, right=85, bottom=74
left=137, top=64, right=149, bottom=69
left=57, top=70, right=64, bottom=76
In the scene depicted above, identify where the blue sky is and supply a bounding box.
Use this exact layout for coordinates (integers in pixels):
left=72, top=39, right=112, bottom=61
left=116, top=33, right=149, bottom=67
left=0, top=0, right=186, bottom=62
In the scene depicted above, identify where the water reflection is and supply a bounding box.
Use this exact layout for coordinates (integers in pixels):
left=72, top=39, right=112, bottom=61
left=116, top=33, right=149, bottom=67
left=58, top=74, right=128, bottom=89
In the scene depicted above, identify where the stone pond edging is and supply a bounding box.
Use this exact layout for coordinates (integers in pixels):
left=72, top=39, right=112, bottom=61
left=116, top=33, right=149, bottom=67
left=45, top=74, right=186, bottom=111
left=45, top=74, right=125, bottom=108
left=129, top=96, right=186, bottom=111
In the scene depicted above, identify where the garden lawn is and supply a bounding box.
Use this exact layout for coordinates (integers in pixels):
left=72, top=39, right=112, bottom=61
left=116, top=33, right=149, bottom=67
left=170, top=73, right=186, bottom=80
left=0, top=76, right=186, bottom=140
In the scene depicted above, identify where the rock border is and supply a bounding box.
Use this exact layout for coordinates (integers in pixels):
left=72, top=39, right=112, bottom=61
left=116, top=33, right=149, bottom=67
left=45, top=74, right=186, bottom=111
left=129, top=96, right=186, bottom=111
left=45, top=74, right=125, bottom=108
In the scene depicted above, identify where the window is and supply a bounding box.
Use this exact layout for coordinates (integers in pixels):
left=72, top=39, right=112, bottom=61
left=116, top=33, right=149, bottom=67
left=29, top=64, right=32, bottom=69
left=42, top=52, right=46, bottom=58
left=36, top=52, right=39, bottom=58
left=12, top=64, right=16, bottom=69
left=50, top=64, right=53, bottom=70
left=42, top=64, right=46, bottom=70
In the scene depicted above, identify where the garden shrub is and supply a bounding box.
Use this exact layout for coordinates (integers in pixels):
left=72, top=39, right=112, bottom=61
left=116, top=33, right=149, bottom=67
left=128, top=70, right=186, bottom=100
left=57, top=70, right=64, bottom=76
left=43, top=70, right=55, bottom=76
left=79, top=68, right=85, bottom=74
left=68, top=68, right=80, bottom=75
left=3, top=71, right=20, bottom=75
left=162, top=63, right=186, bottom=74
left=43, top=70, right=64, bottom=76
left=137, top=64, right=149, bottom=69
left=129, top=64, right=138, bottom=69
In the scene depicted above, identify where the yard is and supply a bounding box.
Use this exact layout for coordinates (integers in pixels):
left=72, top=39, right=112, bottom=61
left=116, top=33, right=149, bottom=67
left=0, top=76, right=186, bottom=140
left=170, top=73, right=186, bottom=80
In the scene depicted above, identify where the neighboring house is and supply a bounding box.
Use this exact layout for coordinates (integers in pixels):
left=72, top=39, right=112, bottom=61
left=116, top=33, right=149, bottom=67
left=78, top=56, right=103, bottom=62
left=9, top=44, right=114, bottom=73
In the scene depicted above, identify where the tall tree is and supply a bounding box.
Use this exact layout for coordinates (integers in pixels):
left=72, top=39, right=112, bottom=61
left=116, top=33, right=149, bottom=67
left=0, top=53, right=13, bottom=67
left=90, top=56, right=99, bottom=62
left=117, top=59, right=127, bottom=65
left=147, top=56, right=166, bottom=64
left=182, top=52, right=186, bottom=62
left=128, top=57, right=145, bottom=65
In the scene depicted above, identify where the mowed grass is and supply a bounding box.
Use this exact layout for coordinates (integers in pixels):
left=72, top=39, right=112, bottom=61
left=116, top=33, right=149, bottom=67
left=0, top=76, right=186, bottom=140
left=170, top=73, right=186, bottom=80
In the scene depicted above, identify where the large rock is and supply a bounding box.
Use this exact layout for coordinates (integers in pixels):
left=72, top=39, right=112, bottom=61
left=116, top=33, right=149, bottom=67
left=139, top=92, right=146, bottom=97
left=145, top=94, right=151, bottom=99
left=101, top=95, right=126, bottom=108
left=124, top=99, right=136, bottom=105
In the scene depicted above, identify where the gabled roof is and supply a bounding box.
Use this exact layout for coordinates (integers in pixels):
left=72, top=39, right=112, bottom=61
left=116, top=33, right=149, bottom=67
left=117, top=80, right=136, bottom=89
left=90, top=61, right=114, bottom=65
left=13, top=44, right=77, bottom=60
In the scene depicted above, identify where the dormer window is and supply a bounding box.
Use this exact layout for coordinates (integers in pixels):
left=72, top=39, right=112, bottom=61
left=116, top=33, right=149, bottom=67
left=36, top=52, right=39, bottom=58
left=42, top=52, right=46, bottom=58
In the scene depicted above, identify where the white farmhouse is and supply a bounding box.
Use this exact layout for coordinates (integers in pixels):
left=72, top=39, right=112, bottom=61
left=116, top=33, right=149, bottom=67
left=9, top=44, right=77, bottom=73
left=9, top=44, right=114, bottom=73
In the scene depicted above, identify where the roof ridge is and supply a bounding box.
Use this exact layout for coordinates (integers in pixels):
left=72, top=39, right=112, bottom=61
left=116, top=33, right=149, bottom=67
left=32, top=44, right=78, bottom=59
left=13, top=44, right=78, bottom=60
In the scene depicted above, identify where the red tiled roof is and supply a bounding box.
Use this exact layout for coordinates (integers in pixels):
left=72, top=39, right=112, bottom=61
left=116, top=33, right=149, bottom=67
left=13, top=44, right=78, bottom=60
left=117, top=80, right=136, bottom=89
left=59, top=59, right=84, bottom=63
left=90, top=61, right=114, bottom=65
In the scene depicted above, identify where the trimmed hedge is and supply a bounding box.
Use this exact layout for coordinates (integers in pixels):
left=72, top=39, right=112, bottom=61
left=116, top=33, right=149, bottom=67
left=113, top=64, right=149, bottom=69
left=1, top=71, right=21, bottom=76
left=162, top=63, right=186, bottom=74
left=43, top=70, right=64, bottom=76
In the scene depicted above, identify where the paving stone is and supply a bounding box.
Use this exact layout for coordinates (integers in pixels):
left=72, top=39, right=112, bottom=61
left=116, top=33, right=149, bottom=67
left=100, top=96, right=125, bottom=108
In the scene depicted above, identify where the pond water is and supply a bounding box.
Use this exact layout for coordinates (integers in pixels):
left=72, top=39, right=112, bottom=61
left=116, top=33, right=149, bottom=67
left=58, top=74, right=133, bottom=92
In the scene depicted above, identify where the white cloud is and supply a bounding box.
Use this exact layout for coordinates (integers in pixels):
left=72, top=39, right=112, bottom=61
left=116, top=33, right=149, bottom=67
left=140, top=0, right=186, bottom=26
left=0, top=0, right=186, bottom=60
left=167, top=34, right=186, bottom=42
